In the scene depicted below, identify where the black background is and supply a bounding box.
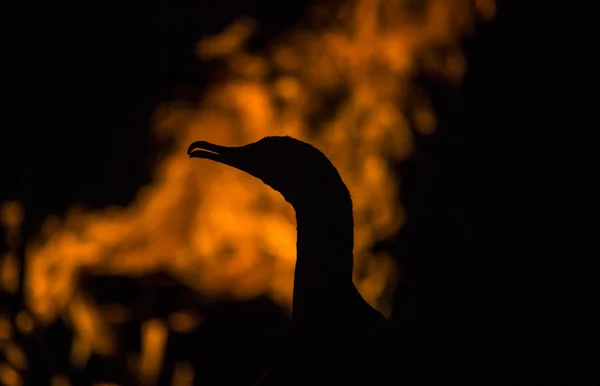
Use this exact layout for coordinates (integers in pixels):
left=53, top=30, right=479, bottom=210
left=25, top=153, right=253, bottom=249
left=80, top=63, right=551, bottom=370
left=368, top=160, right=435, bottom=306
left=2, top=0, right=598, bottom=383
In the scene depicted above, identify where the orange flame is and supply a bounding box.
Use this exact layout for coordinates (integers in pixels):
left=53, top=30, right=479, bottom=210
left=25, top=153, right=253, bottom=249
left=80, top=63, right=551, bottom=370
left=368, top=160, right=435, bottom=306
left=3, top=0, right=495, bottom=376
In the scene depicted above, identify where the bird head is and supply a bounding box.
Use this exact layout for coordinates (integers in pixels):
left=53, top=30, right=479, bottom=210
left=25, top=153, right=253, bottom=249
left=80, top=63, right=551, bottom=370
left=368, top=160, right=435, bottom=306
left=187, top=136, right=350, bottom=207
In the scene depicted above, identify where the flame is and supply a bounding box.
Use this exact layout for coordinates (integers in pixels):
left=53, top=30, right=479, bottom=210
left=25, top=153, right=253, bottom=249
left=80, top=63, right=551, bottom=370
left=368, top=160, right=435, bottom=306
left=0, top=315, right=11, bottom=341
left=50, top=376, right=71, bottom=386
left=139, top=319, right=168, bottom=384
left=3, top=343, right=27, bottom=371
left=0, top=363, right=21, bottom=386
left=2, top=0, right=495, bottom=374
left=1, top=201, right=23, bottom=294
left=172, top=362, right=194, bottom=386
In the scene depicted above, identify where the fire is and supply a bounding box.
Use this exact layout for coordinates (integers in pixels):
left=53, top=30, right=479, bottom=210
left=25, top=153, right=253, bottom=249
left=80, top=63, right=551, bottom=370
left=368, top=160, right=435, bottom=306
left=2, top=0, right=495, bottom=381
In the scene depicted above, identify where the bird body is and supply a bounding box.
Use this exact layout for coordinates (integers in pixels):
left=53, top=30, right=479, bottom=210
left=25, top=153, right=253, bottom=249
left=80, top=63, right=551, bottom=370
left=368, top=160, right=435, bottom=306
left=188, top=136, right=396, bottom=385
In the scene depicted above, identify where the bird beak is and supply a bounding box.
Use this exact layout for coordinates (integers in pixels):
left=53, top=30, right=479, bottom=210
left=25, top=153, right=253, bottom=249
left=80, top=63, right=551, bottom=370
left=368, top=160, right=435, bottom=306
left=187, top=140, right=249, bottom=173
left=188, top=140, right=229, bottom=160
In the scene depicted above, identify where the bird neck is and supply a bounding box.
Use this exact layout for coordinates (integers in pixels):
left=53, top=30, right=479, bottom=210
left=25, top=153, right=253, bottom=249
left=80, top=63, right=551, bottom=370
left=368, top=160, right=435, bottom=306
left=291, top=188, right=355, bottom=322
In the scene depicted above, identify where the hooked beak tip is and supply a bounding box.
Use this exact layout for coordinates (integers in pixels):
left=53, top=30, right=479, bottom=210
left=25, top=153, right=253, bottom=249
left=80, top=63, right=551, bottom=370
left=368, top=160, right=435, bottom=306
left=187, top=141, right=206, bottom=156
left=187, top=140, right=234, bottom=162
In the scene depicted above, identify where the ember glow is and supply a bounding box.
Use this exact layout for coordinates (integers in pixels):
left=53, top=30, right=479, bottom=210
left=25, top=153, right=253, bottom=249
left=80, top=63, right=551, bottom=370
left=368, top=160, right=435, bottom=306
left=2, top=0, right=494, bottom=382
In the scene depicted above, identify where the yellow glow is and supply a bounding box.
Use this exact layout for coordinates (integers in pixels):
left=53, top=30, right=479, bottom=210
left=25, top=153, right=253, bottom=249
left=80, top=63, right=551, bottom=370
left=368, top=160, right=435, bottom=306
left=3, top=344, right=27, bottom=371
left=50, top=376, right=71, bottom=386
left=0, top=315, right=11, bottom=341
left=139, top=319, right=168, bottom=384
left=168, top=311, right=201, bottom=333
left=476, top=0, right=497, bottom=20
left=0, top=363, right=21, bottom=386
left=67, top=295, right=115, bottom=363
left=196, top=18, right=257, bottom=59
left=172, top=362, right=194, bottom=386
left=14, top=311, right=33, bottom=335
left=1, top=253, right=19, bottom=293
left=102, top=304, right=131, bottom=324
left=0, top=202, right=23, bottom=230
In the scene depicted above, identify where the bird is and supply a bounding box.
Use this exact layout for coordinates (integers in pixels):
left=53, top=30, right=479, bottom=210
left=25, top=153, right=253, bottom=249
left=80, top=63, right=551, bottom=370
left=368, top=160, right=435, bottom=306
left=188, top=136, right=396, bottom=385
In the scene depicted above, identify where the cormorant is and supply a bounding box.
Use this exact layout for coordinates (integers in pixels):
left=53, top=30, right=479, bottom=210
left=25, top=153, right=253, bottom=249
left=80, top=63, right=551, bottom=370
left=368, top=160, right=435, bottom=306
left=188, top=136, right=395, bottom=385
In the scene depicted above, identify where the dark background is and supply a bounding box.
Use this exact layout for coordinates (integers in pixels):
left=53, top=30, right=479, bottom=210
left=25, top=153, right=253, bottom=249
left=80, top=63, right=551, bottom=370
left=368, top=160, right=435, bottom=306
left=2, top=0, right=598, bottom=384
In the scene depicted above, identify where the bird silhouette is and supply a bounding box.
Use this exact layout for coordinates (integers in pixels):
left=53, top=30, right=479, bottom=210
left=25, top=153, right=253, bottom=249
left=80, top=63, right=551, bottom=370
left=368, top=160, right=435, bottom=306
left=188, top=136, right=396, bottom=385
